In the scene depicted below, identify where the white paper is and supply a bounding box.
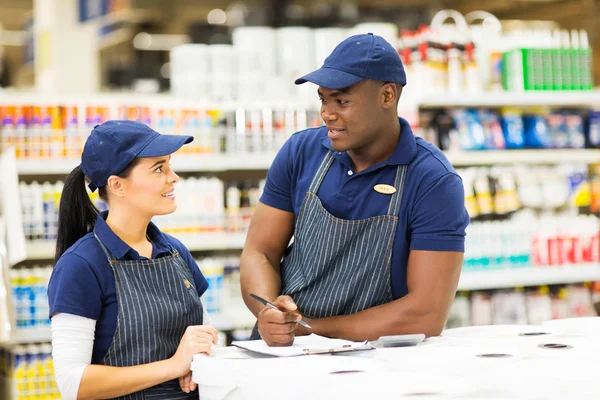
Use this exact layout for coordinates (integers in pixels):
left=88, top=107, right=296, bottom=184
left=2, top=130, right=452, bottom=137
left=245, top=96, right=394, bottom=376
left=0, top=148, right=26, bottom=266
left=231, top=334, right=371, bottom=357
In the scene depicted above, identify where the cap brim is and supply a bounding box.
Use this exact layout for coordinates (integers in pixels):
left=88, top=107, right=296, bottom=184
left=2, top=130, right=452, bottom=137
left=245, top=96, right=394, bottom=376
left=137, top=134, right=193, bottom=158
left=294, top=67, right=364, bottom=89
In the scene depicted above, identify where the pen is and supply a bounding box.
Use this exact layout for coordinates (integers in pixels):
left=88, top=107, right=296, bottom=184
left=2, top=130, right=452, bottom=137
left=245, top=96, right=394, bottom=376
left=250, top=293, right=312, bottom=329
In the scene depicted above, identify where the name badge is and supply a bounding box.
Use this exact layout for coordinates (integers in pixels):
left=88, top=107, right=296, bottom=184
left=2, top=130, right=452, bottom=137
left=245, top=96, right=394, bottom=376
left=374, top=184, right=396, bottom=195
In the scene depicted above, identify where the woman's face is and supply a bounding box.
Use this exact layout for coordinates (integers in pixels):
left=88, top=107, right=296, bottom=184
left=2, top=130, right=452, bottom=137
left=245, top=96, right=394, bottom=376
left=119, top=155, right=180, bottom=216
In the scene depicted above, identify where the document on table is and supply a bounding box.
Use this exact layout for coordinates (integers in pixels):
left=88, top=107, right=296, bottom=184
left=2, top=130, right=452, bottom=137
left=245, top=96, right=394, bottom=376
left=232, top=334, right=374, bottom=357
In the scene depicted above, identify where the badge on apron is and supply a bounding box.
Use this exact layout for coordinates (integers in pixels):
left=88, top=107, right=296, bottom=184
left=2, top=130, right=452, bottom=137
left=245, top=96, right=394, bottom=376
left=374, top=184, right=396, bottom=194
left=183, top=279, right=191, bottom=289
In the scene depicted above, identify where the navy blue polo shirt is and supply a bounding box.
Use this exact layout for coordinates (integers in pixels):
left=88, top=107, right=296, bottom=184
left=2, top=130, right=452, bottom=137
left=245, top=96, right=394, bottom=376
left=48, top=211, right=208, bottom=364
left=261, top=117, right=469, bottom=299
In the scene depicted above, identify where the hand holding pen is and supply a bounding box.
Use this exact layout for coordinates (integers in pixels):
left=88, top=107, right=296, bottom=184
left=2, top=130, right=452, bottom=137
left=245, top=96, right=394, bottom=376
left=252, top=293, right=312, bottom=347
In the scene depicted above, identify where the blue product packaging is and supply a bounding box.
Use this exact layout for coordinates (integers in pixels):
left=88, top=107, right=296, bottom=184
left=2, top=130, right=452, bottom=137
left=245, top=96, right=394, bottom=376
left=588, top=110, right=600, bottom=148
left=501, top=110, right=525, bottom=149
left=466, top=109, right=486, bottom=150
left=564, top=111, right=585, bottom=148
left=546, top=112, right=568, bottom=148
left=523, top=114, right=550, bottom=148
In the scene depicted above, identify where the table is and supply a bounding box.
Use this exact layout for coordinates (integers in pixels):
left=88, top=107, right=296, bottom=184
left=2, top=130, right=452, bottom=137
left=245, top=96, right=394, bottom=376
left=191, top=318, right=600, bottom=400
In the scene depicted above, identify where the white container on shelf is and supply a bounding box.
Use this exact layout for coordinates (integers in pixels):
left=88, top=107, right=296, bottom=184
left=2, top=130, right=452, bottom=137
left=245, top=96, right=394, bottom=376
left=208, top=44, right=237, bottom=74
left=170, top=44, right=210, bottom=76
left=276, top=27, right=316, bottom=97
left=313, top=27, right=349, bottom=67
left=208, top=45, right=237, bottom=100
left=232, top=26, right=277, bottom=76
left=170, top=44, right=210, bottom=98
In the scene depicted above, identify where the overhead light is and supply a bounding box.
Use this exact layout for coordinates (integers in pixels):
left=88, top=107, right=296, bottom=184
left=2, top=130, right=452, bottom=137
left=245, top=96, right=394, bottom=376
left=207, top=9, right=227, bottom=25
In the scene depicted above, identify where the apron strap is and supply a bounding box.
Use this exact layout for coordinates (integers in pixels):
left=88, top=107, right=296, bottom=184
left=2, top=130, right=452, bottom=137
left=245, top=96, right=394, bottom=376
left=387, top=165, right=408, bottom=216
left=308, top=151, right=334, bottom=194
left=93, top=232, right=116, bottom=262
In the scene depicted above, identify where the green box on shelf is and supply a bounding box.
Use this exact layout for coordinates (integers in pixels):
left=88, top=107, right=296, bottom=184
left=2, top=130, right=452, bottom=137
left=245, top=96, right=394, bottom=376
left=531, top=47, right=545, bottom=91
left=570, top=47, right=582, bottom=90
left=579, top=48, right=593, bottom=90
left=541, top=48, right=554, bottom=91
left=551, top=48, right=564, bottom=91
left=560, top=48, right=573, bottom=91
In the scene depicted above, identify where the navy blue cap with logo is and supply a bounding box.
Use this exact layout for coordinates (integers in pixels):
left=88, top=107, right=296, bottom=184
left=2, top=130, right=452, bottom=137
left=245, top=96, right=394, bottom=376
left=80, top=120, right=193, bottom=192
left=295, top=33, right=406, bottom=89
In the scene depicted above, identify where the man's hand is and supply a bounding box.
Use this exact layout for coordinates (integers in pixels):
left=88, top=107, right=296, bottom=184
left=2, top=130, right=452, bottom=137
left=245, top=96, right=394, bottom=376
left=257, top=295, right=302, bottom=346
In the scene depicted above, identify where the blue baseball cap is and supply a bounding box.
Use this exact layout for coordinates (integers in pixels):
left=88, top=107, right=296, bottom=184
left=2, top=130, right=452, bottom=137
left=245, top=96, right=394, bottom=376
left=295, top=33, right=406, bottom=89
left=81, top=120, right=193, bottom=192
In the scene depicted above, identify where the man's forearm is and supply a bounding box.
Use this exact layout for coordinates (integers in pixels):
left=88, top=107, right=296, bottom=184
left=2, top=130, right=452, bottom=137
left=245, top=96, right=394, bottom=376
left=240, top=250, right=282, bottom=317
left=306, top=294, right=445, bottom=341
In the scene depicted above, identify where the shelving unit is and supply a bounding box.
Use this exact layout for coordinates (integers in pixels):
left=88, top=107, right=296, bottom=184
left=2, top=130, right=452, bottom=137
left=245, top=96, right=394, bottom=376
left=16, top=153, right=279, bottom=175
left=15, top=148, right=600, bottom=176
left=4, top=90, right=600, bottom=348
left=3, top=326, right=52, bottom=345
left=458, top=264, right=600, bottom=291
left=25, top=233, right=247, bottom=260
left=417, top=91, right=600, bottom=108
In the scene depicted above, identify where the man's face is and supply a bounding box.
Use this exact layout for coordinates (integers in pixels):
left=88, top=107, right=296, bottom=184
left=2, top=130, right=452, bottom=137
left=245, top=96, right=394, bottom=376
left=318, top=80, right=391, bottom=153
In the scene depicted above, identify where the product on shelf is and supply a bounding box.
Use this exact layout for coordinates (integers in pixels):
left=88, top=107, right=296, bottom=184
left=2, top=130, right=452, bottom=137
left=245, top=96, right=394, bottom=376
left=447, top=283, right=598, bottom=329
left=421, top=107, right=591, bottom=152
left=590, top=164, right=600, bottom=213
left=195, top=256, right=255, bottom=331
left=502, top=29, right=593, bottom=92
left=0, top=343, right=59, bottom=399
left=9, top=267, right=51, bottom=332
left=20, top=177, right=266, bottom=249
left=464, top=213, right=599, bottom=270
left=0, top=100, right=322, bottom=161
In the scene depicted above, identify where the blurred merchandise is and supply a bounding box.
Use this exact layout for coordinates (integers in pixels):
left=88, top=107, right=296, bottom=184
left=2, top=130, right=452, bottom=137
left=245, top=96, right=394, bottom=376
left=0, top=343, right=59, bottom=399
left=422, top=107, right=591, bottom=152
left=464, top=213, right=599, bottom=270
left=0, top=100, right=322, bottom=160
left=9, top=267, right=51, bottom=333
left=19, top=177, right=266, bottom=247
left=447, top=283, right=598, bottom=329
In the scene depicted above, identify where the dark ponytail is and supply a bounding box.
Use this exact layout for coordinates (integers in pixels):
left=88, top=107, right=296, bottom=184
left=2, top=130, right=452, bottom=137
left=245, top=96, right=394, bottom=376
left=55, top=166, right=99, bottom=263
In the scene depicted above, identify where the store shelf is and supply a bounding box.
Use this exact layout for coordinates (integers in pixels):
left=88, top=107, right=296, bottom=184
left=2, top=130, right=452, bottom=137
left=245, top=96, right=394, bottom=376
left=16, top=159, right=79, bottom=175
left=458, top=263, right=600, bottom=291
left=26, top=242, right=56, bottom=260
left=2, top=327, right=51, bottom=345
left=25, top=233, right=247, bottom=260
left=16, top=153, right=277, bottom=175
left=173, top=232, right=247, bottom=251
left=445, top=149, right=600, bottom=166
left=172, top=153, right=277, bottom=172
left=418, top=91, right=600, bottom=108
left=16, top=148, right=600, bottom=175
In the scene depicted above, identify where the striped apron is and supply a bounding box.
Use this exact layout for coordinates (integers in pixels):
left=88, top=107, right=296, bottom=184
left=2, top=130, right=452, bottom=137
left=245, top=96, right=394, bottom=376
left=94, top=233, right=203, bottom=399
left=251, top=150, right=407, bottom=338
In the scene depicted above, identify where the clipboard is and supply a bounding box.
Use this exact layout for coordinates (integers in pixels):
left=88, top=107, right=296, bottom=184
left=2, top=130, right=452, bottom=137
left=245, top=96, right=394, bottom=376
left=232, top=334, right=375, bottom=357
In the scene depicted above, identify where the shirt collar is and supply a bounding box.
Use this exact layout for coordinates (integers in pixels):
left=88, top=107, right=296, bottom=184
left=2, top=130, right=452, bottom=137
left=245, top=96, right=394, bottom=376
left=320, top=117, right=418, bottom=166
left=94, top=211, right=172, bottom=260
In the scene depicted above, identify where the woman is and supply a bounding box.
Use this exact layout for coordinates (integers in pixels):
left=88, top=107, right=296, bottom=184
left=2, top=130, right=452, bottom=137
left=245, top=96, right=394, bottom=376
left=48, top=120, right=216, bottom=399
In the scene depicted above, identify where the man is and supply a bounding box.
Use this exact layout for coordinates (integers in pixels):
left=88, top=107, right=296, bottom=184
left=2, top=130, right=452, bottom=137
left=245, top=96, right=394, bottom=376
left=240, top=33, right=469, bottom=346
